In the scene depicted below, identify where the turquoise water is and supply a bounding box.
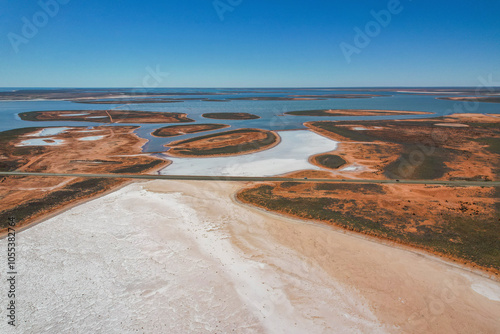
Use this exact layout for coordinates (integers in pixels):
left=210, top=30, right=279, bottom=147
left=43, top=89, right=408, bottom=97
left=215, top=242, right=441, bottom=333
left=1, top=88, right=498, bottom=152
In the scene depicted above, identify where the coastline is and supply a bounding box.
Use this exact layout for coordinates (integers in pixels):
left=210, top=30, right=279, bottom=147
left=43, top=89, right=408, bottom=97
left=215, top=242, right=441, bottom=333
left=234, top=185, right=500, bottom=280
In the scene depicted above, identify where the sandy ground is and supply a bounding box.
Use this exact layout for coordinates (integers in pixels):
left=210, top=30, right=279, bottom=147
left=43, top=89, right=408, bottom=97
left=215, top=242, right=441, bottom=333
left=1, top=180, right=499, bottom=333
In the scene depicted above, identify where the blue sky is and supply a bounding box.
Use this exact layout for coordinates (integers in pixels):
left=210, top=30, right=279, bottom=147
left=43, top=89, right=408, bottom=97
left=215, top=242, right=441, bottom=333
left=0, top=0, right=499, bottom=87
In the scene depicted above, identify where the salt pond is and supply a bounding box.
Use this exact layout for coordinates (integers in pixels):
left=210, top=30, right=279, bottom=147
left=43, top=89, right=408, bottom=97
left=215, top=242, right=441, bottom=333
left=17, top=138, right=65, bottom=146
left=27, top=127, right=72, bottom=137
left=160, top=130, right=338, bottom=177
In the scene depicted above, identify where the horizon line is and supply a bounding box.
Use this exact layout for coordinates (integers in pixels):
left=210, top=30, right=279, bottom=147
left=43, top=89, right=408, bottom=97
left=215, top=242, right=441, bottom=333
left=2, top=86, right=500, bottom=89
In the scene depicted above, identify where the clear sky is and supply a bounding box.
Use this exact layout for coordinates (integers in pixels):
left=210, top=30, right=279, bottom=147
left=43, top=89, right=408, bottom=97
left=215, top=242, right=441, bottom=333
left=1, top=0, right=499, bottom=87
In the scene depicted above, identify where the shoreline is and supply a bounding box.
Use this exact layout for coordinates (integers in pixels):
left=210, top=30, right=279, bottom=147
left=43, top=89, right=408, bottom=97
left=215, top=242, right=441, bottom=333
left=0, top=179, right=134, bottom=240
left=233, top=186, right=500, bottom=281
left=0, top=160, right=171, bottom=240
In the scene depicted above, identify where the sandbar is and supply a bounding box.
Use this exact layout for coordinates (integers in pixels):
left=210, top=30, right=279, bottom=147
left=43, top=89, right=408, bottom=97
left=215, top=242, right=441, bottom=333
left=285, top=109, right=432, bottom=117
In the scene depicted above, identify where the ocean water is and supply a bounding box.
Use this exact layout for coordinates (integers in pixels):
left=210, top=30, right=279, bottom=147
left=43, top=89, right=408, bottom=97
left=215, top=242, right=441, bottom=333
left=1, top=88, right=498, bottom=154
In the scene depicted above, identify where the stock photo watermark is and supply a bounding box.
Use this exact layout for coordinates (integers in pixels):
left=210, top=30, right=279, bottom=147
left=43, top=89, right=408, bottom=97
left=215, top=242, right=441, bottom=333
left=213, top=0, right=243, bottom=21
left=5, top=217, right=17, bottom=327
left=340, top=0, right=411, bottom=64
left=442, top=74, right=500, bottom=115
left=407, top=277, right=461, bottom=331
left=135, top=65, right=169, bottom=93
left=7, top=0, right=71, bottom=53
left=107, top=65, right=170, bottom=118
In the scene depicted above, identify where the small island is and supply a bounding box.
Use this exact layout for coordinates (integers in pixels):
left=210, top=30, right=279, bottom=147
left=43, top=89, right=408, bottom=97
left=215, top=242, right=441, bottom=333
left=289, top=94, right=387, bottom=99
left=73, top=99, right=185, bottom=104
left=285, top=109, right=432, bottom=116
left=438, top=96, right=500, bottom=104
left=152, top=123, right=230, bottom=137
left=202, top=112, right=260, bottom=120
left=311, top=154, right=347, bottom=169
left=225, top=94, right=386, bottom=101
left=19, top=110, right=194, bottom=123
left=167, top=128, right=279, bottom=157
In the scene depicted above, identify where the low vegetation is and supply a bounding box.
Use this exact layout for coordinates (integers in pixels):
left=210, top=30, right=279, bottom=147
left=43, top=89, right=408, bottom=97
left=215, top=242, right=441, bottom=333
left=168, top=129, right=278, bottom=156
left=313, top=154, right=347, bottom=169
left=0, top=127, right=47, bottom=172
left=202, top=112, right=260, bottom=120
left=19, top=110, right=194, bottom=123
left=0, top=178, right=121, bottom=229
left=307, top=119, right=500, bottom=180
left=152, top=123, right=228, bottom=137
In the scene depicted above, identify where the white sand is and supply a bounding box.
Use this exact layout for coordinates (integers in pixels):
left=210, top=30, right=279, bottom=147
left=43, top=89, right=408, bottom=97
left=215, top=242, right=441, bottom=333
left=76, top=129, right=102, bottom=133
left=161, top=130, right=338, bottom=176
left=0, top=181, right=386, bottom=334
left=462, top=273, right=500, bottom=302
left=340, top=164, right=365, bottom=172
left=61, top=113, right=90, bottom=117
left=1, top=180, right=499, bottom=333
left=78, top=135, right=105, bottom=141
